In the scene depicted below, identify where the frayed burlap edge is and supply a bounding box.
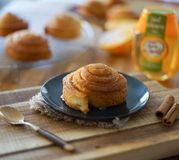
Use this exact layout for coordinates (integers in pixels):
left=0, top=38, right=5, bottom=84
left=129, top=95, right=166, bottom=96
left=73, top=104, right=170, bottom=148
left=29, top=93, right=129, bottom=128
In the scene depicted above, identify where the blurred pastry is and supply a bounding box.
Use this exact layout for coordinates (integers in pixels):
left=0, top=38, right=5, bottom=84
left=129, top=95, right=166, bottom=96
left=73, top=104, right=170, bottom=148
left=106, top=5, right=136, bottom=20
left=79, top=0, right=107, bottom=18
left=63, top=63, right=127, bottom=113
left=5, top=30, right=51, bottom=62
left=105, top=0, right=125, bottom=7
left=0, top=12, right=28, bottom=36
left=45, top=13, right=81, bottom=39
left=78, top=0, right=125, bottom=18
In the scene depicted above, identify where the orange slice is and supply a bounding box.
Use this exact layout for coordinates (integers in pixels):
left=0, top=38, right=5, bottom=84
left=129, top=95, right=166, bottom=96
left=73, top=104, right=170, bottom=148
left=99, top=21, right=136, bottom=55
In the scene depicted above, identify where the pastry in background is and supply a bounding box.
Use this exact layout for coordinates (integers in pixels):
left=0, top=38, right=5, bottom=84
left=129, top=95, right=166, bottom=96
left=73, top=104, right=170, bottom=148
left=106, top=5, right=136, bottom=21
left=45, top=13, right=81, bottom=39
left=5, top=30, right=51, bottom=62
left=0, top=12, right=28, bottom=36
left=105, top=0, right=125, bottom=7
left=63, top=63, right=127, bottom=113
left=84, top=0, right=107, bottom=18
left=78, top=0, right=125, bottom=18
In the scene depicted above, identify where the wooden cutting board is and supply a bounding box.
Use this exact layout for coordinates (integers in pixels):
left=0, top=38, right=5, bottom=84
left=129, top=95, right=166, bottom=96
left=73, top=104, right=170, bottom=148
left=0, top=73, right=179, bottom=160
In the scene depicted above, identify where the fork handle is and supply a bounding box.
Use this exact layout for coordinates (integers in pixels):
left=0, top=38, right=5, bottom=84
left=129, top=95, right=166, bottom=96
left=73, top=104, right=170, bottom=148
left=36, top=128, right=75, bottom=152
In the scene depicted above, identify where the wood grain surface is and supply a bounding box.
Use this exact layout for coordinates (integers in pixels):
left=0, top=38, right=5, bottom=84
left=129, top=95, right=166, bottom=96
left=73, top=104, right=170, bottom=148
left=0, top=1, right=179, bottom=159
left=0, top=73, right=179, bottom=160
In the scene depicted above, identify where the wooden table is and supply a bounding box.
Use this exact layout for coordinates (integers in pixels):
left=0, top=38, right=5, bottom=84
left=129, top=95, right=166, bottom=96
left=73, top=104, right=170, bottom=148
left=0, top=1, right=179, bottom=159
left=0, top=37, right=179, bottom=160
left=1, top=72, right=179, bottom=160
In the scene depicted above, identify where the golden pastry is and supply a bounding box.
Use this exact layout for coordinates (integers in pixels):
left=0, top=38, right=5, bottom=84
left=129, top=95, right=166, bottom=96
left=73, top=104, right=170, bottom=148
left=63, top=63, right=127, bottom=113
left=5, top=30, right=51, bottom=62
left=83, top=0, right=107, bottom=18
left=106, top=5, right=136, bottom=20
left=106, top=0, right=125, bottom=7
left=78, top=1, right=127, bottom=19
left=0, top=12, right=28, bottom=36
left=45, top=13, right=81, bottom=39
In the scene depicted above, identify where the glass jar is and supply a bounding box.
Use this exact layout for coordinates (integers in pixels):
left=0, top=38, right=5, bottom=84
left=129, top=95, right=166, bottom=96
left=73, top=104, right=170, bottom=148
left=132, top=7, right=179, bottom=81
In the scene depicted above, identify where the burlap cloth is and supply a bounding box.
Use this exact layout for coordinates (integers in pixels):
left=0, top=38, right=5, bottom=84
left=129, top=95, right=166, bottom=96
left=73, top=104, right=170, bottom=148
left=29, top=93, right=130, bottom=128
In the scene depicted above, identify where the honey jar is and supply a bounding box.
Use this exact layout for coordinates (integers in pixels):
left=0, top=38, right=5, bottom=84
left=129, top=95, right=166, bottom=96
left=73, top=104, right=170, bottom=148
left=132, top=7, right=179, bottom=81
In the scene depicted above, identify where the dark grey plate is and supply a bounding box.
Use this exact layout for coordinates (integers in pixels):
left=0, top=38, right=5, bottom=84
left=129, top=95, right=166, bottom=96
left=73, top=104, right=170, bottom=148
left=41, top=72, right=149, bottom=122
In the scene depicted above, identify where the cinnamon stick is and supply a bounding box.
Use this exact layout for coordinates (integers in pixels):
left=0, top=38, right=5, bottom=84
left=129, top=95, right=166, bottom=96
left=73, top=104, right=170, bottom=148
left=162, top=103, right=179, bottom=127
left=156, top=95, right=175, bottom=118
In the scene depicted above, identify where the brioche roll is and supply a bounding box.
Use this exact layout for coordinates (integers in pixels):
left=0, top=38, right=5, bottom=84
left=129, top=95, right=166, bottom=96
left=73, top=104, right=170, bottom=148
left=45, top=13, right=81, bottom=39
left=63, top=63, right=127, bottom=113
left=0, top=12, right=28, bottom=36
left=5, top=30, right=51, bottom=61
left=84, top=0, right=107, bottom=18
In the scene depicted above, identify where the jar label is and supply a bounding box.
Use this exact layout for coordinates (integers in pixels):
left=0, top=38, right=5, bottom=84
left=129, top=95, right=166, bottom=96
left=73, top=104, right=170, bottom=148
left=146, top=12, right=166, bottom=38
left=141, top=12, right=167, bottom=71
left=141, top=36, right=167, bottom=62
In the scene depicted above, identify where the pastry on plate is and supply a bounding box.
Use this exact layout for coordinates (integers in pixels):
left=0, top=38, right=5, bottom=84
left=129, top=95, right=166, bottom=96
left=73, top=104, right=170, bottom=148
left=0, top=12, right=28, bottom=36
left=45, top=13, right=81, bottom=39
left=5, top=30, right=51, bottom=62
left=63, top=63, right=127, bottom=113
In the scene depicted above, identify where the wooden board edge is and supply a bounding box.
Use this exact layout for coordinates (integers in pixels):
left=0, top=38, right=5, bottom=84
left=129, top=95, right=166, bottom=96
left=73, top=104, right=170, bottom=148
left=59, top=132, right=179, bottom=160
left=0, top=86, right=40, bottom=95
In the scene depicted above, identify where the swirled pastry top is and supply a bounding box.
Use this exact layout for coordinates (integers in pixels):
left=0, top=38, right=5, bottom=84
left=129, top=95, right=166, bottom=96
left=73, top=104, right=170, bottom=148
left=63, top=63, right=128, bottom=113
left=72, top=64, right=125, bottom=92
left=45, top=13, right=81, bottom=39
left=5, top=30, right=51, bottom=61
left=0, top=12, right=28, bottom=36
